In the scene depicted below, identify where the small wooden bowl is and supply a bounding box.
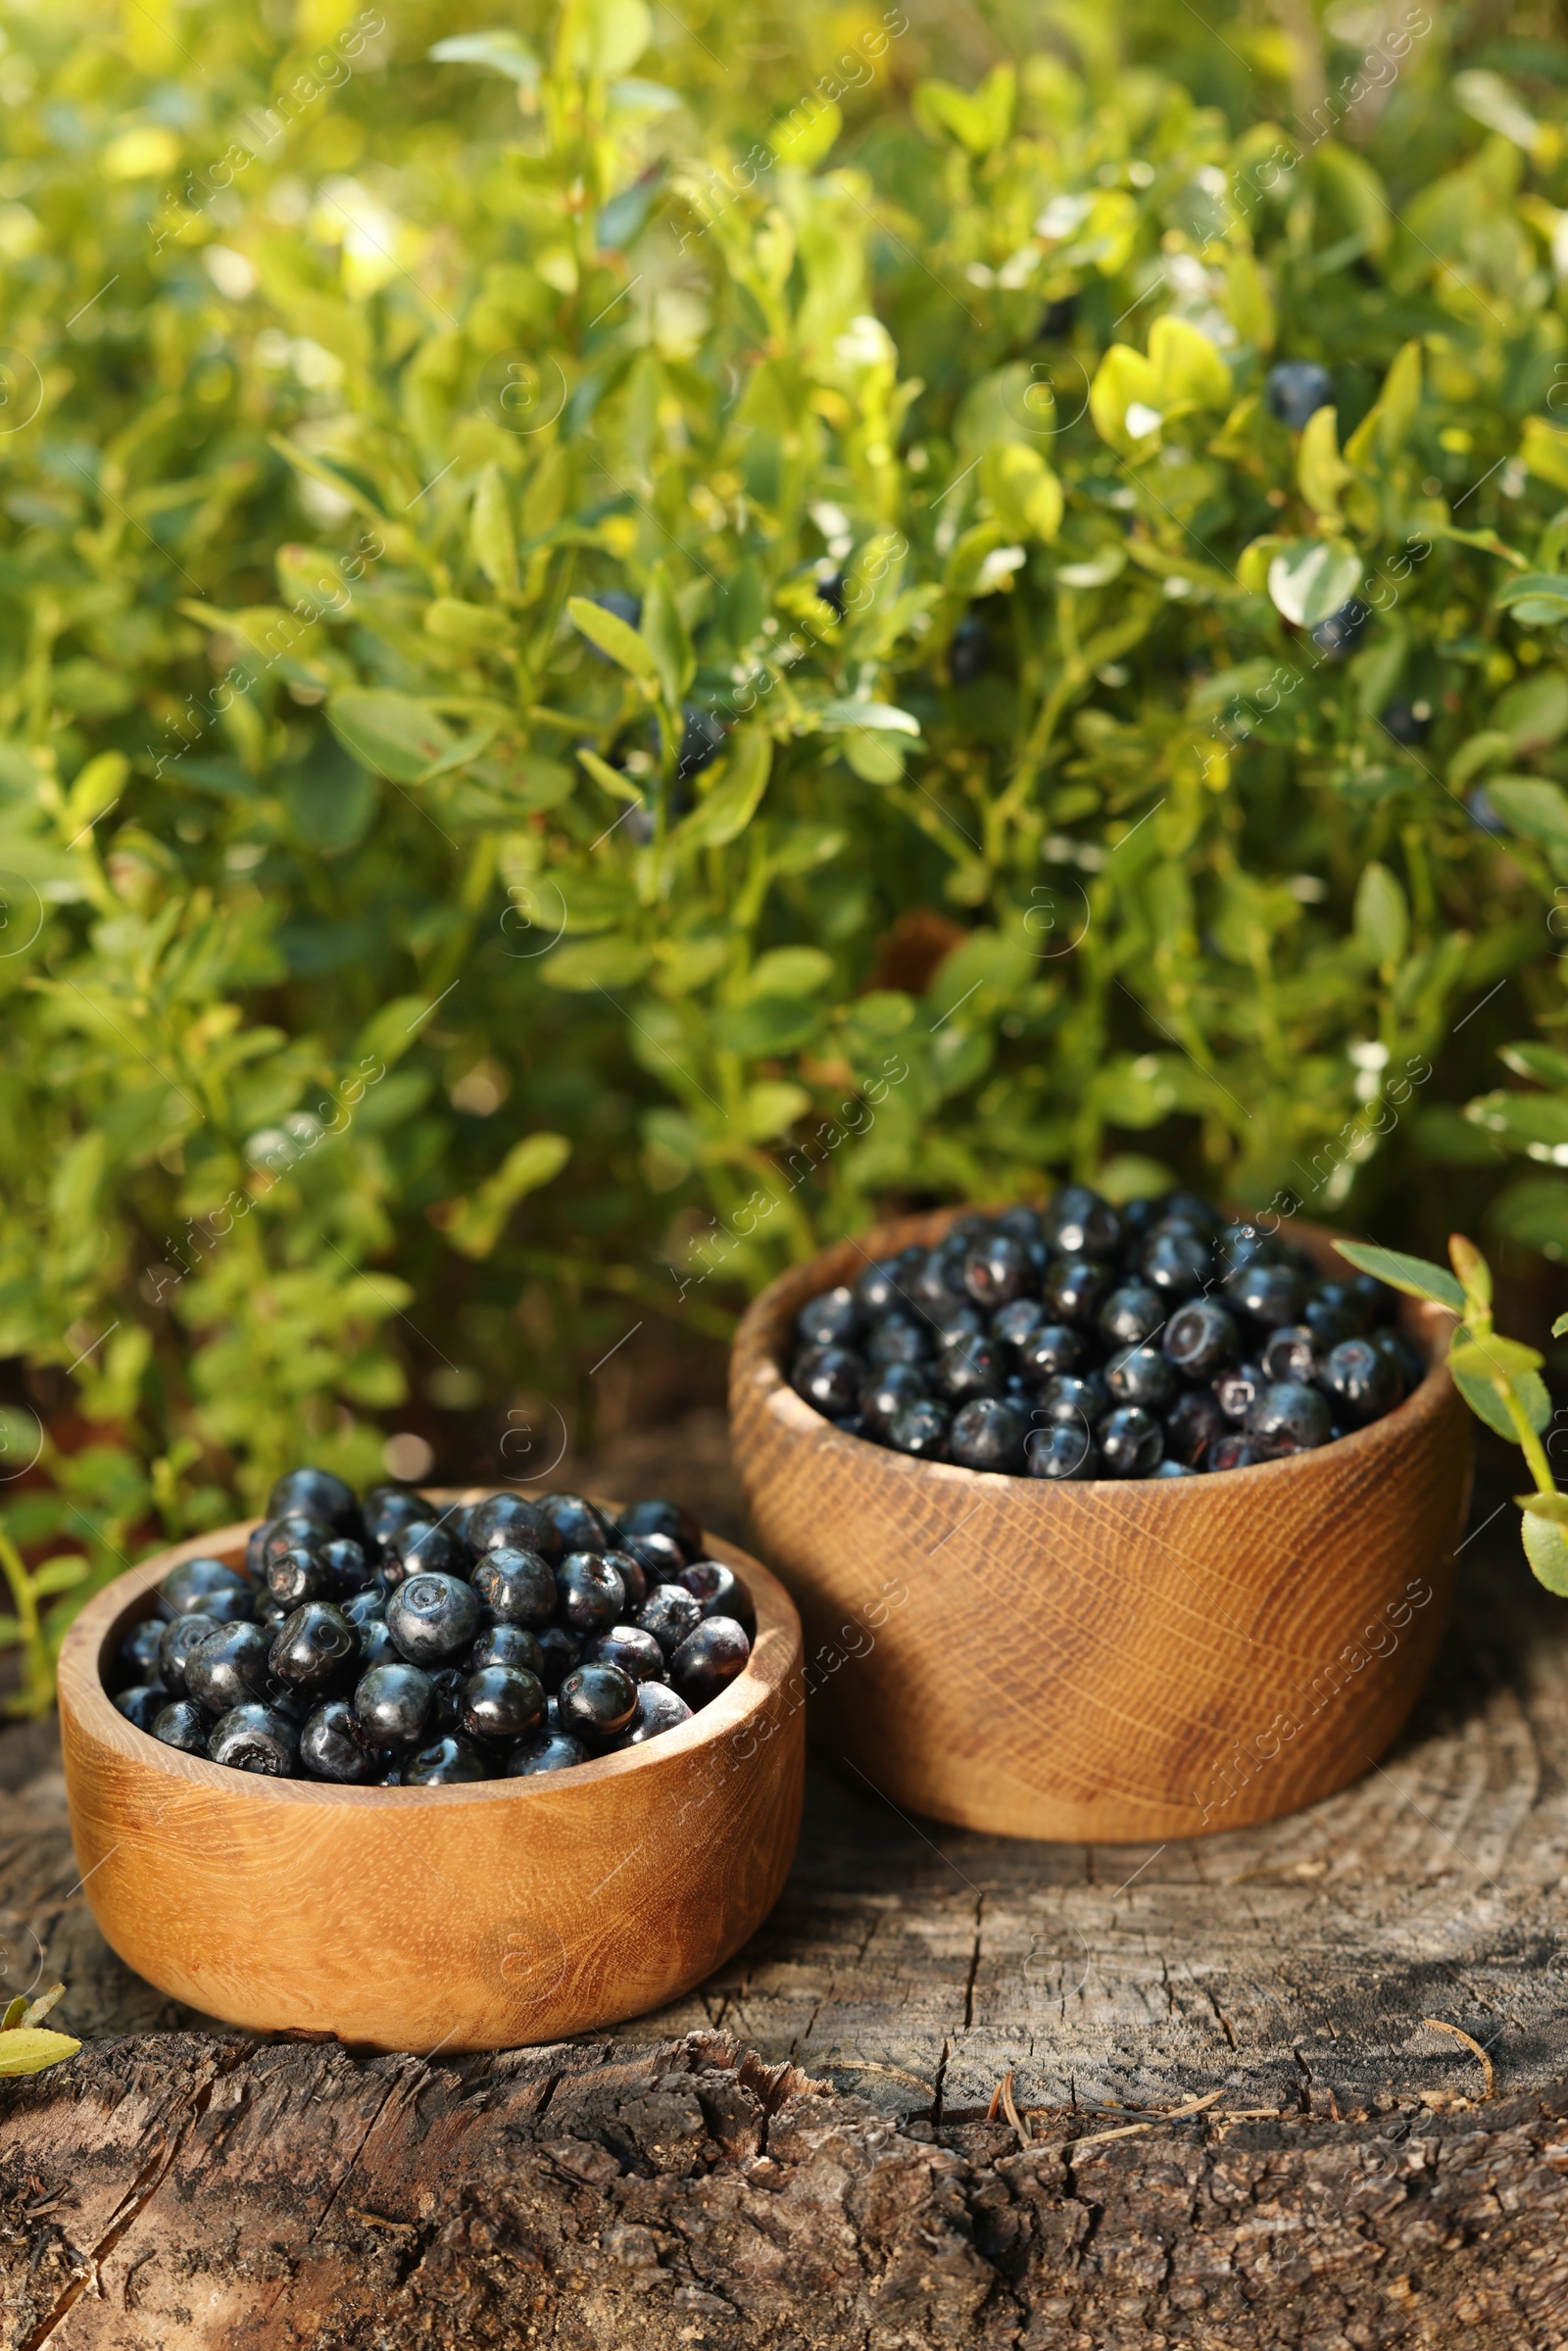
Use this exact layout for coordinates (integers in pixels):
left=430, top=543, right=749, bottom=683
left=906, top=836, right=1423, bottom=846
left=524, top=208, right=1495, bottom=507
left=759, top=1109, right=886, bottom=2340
left=56, top=1495, right=805, bottom=2052
left=730, top=1211, right=1473, bottom=1844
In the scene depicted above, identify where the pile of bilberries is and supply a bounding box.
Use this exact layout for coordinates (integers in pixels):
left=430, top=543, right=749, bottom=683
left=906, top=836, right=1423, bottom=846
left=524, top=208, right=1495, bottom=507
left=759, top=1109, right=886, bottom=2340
left=788, top=1189, right=1420, bottom=1480
left=110, top=1475, right=754, bottom=1781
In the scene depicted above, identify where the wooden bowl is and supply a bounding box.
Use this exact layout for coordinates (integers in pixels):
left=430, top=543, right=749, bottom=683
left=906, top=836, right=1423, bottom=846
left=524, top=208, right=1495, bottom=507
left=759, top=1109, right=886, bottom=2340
left=730, top=1211, right=1472, bottom=1844
left=56, top=1495, right=805, bottom=2052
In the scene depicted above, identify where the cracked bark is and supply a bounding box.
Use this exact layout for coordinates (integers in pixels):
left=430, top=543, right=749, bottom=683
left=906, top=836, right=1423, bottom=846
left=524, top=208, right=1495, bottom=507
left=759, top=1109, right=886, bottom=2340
left=5, top=1455, right=1568, bottom=2341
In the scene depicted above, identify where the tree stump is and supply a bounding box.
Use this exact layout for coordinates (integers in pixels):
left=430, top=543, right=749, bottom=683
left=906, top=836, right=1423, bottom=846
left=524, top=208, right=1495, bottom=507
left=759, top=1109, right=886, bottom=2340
left=5, top=1446, right=1568, bottom=2347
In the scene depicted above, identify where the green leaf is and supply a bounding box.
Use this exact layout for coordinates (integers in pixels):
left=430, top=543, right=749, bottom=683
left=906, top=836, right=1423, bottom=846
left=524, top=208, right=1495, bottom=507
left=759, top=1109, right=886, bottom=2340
left=567, top=596, right=662, bottom=689
left=0, top=2029, right=79, bottom=2077
left=470, top=465, right=518, bottom=597
left=20, top=1984, right=65, bottom=2028
left=428, top=28, right=540, bottom=82
left=808, top=701, right=921, bottom=736
left=1523, top=1507, right=1568, bottom=1595
left=674, top=731, right=769, bottom=849
left=1515, top=1490, right=1568, bottom=1523
left=576, top=746, right=644, bottom=805
left=1333, top=1240, right=1465, bottom=1310
left=1484, top=775, right=1568, bottom=854
left=1554, top=1312, right=1568, bottom=1339
left=1451, top=1359, right=1551, bottom=1439
left=436, top=1132, right=570, bottom=1259
left=1267, top=538, right=1363, bottom=628
left=1448, top=1333, right=1544, bottom=1382
left=542, top=937, right=654, bottom=992
left=0, top=1997, right=25, bottom=2032
left=1494, top=572, right=1568, bottom=624
left=1353, top=861, right=1409, bottom=967
left=640, top=563, right=693, bottom=710
left=327, top=693, right=457, bottom=784
left=566, top=0, right=652, bottom=76
left=27, top=1555, right=86, bottom=1597
left=744, top=947, right=833, bottom=1000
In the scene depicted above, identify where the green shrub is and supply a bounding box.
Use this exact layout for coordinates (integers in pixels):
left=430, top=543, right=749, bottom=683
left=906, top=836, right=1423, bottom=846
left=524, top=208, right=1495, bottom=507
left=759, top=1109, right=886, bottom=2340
left=7, top=0, right=1568, bottom=1698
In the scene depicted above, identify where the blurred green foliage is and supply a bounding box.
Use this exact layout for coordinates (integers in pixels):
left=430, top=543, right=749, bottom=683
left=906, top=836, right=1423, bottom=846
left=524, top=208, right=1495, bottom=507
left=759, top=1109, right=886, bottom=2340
left=11, top=0, right=1568, bottom=1694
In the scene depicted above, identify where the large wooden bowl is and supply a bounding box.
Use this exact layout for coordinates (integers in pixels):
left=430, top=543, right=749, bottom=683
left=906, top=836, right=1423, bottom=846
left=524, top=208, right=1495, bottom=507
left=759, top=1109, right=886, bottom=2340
left=56, top=1494, right=805, bottom=2052
left=730, top=1211, right=1472, bottom=1844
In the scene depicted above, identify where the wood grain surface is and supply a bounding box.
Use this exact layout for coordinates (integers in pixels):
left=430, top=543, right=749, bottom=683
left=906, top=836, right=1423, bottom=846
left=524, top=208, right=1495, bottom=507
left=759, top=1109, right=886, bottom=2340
left=731, top=1210, right=1473, bottom=1842
left=5, top=1439, right=1568, bottom=2346
left=53, top=1499, right=805, bottom=2052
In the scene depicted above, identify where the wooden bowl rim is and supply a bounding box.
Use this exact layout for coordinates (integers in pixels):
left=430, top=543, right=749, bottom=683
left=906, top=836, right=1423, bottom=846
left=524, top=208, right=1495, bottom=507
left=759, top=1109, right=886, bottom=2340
left=732, top=1207, right=1458, bottom=1497
left=58, top=1491, right=800, bottom=1810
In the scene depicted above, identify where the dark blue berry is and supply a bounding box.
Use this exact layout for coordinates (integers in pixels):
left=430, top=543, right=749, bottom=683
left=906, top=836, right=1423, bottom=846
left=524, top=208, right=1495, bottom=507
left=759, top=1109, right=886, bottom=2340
left=156, top=1556, right=252, bottom=1622
left=1163, top=1299, right=1239, bottom=1378
left=1042, top=1256, right=1112, bottom=1328
left=1265, top=360, right=1335, bottom=429
left=557, top=1551, right=627, bottom=1635
left=319, top=1538, right=371, bottom=1596
left=462, top=1664, right=545, bottom=1743
left=1024, top=1422, right=1099, bottom=1479
left=383, top=1518, right=464, bottom=1587
left=991, top=1298, right=1045, bottom=1352
left=854, top=1256, right=912, bottom=1317
left=1154, top=1460, right=1198, bottom=1478
left=669, top=1616, right=751, bottom=1704
left=1318, top=1338, right=1402, bottom=1425
left=471, top=1544, right=556, bottom=1628
left=1100, top=1282, right=1164, bottom=1348
left=470, top=1622, right=546, bottom=1677
left=791, top=1344, right=864, bottom=1416
left=1261, top=1325, right=1318, bottom=1385
left=534, top=1624, right=583, bottom=1690
left=602, top=1547, right=649, bottom=1610
left=267, top=1467, right=362, bottom=1536
left=636, top=1581, right=704, bottom=1657
left=860, top=1360, right=930, bottom=1432
left=910, top=1247, right=971, bottom=1318
left=949, top=1396, right=1028, bottom=1472
left=184, top=1621, right=271, bottom=1716
left=160, top=1613, right=220, bottom=1699
left=342, top=1584, right=390, bottom=1629
left=1223, top=1261, right=1306, bottom=1327
left=558, top=1662, right=638, bottom=1739
left=1164, top=1389, right=1226, bottom=1466
left=797, top=1286, right=861, bottom=1349
left=362, top=1486, right=428, bottom=1550
left=428, top=1666, right=466, bottom=1730
left=355, top=1662, right=435, bottom=1748
left=1017, top=1323, right=1085, bottom=1383
left=1100, top=1406, right=1163, bottom=1477
left=151, top=1699, right=207, bottom=1751
left=678, top=1559, right=756, bottom=1637
left=1248, top=1380, right=1332, bottom=1449
left=938, top=1336, right=1005, bottom=1403
left=866, top=1313, right=932, bottom=1366
left=1038, top=1372, right=1108, bottom=1427
left=208, top=1702, right=298, bottom=1774
left=949, top=612, right=989, bottom=684
left=267, top=1544, right=335, bottom=1609
left=1140, top=1228, right=1211, bottom=1300
left=466, top=1492, right=563, bottom=1564
left=1206, top=1432, right=1264, bottom=1472
left=1381, top=698, right=1432, bottom=745
left=537, top=1492, right=616, bottom=1552
left=1043, top=1185, right=1122, bottom=1258
left=115, top=1683, right=168, bottom=1731
left=119, top=1618, right=167, bottom=1682
left=270, top=1601, right=359, bottom=1690
left=1303, top=1296, right=1361, bottom=1349
left=1105, top=1344, right=1177, bottom=1412
left=608, top=1683, right=695, bottom=1746
left=1213, top=1362, right=1266, bottom=1423
left=586, top=1624, right=666, bottom=1682
left=405, top=1735, right=492, bottom=1784
left=888, top=1396, right=951, bottom=1456
left=615, top=1496, right=702, bottom=1559
left=263, top=1513, right=334, bottom=1568
left=504, top=1731, right=588, bottom=1775
left=299, top=1697, right=377, bottom=1782
left=963, top=1232, right=1029, bottom=1307
left=1311, top=599, right=1370, bottom=659
left=387, top=1572, right=481, bottom=1666
left=358, top=1618, right=400, bottom=1671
